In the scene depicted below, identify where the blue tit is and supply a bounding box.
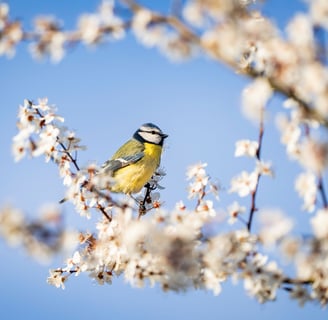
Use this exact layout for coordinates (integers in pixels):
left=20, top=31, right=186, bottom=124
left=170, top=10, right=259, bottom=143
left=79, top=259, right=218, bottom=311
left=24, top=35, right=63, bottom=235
left=100, top=123, right=168, bottom=194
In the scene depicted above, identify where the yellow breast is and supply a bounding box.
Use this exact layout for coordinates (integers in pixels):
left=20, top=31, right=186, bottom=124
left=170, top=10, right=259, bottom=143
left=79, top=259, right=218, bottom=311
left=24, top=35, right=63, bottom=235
left=111, top=143, right=163, bottom=194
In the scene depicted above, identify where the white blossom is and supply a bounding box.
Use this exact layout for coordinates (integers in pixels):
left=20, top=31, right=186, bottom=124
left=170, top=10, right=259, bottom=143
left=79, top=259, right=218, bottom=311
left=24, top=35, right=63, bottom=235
left=229, top=170, right=258, bottom=197
left=255, top=160, right=274, bottom=177
left=6, top=0, right=328, bottom=305
left=295, top=171, right=317, bottom=212
left=298, top=138, right=328, bottom=174
left=202, top=268, right=222, bottom=296
left=243, top=260, right=283, bottom=303
left=286, top=14, right=314, bottom=59
left=47, top=270, right=67, bottom=289
left=310, top=0, right=328, bottom=30
left=227, top=201, right=246, bottom=224
left=234, top=139, right=258, bottom=157
left=132, top=9, right=165, bottom=47
left=276, top=112, right=301, bottom=159
left=258, top=209, right=293, bottom=247
left=183, top=2, right=204, bottom=27
left=196, top=199, right=216, bottom=217
left=311, top=209, right=328, bottom=238
left=78, top=14, right=101, bottom=44
left=187, top=162, right=209, bottom=199
left=242, top=78, right=272, bottom=123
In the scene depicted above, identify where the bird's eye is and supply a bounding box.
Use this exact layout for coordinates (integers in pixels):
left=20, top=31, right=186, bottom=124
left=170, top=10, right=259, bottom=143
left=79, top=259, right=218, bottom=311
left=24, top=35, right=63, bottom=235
left=151, top=130, right=156, bottom=134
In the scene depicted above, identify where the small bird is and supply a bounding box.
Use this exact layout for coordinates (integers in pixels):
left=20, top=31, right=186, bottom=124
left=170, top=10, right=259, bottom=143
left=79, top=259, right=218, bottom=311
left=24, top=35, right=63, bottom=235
left=99, top=123, right=168, bottom=194
left=59, top=123, right=167, bottom=203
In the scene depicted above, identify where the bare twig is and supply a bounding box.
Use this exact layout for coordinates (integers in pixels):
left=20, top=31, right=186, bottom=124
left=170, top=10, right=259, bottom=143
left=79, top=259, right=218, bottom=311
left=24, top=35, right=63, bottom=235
left=138, top=183, right=156, bottom=218
left=247, top=112, right=264, bottom=232
left=317, top=175, right=328, bottom=209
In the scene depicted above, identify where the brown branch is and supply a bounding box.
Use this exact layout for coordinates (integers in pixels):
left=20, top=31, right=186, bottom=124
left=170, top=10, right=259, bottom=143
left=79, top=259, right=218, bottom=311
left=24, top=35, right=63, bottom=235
left=122, top=1, right=328, bottom=128
left=96, top=203, right=112, bottom=222
left=247, top=113, right=264, bottom=232
left=138, top=182, right=156, bottom=218
left=56, top=138, right=80, bottom=171
left=282, top=277, right=313, bottom=286
left=317, top=175, right=328, bottom=209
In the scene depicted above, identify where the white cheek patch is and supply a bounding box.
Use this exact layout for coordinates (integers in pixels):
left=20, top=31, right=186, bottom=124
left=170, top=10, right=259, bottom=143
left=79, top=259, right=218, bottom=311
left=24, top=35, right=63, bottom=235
left=139, top=131, right=161, bottom=144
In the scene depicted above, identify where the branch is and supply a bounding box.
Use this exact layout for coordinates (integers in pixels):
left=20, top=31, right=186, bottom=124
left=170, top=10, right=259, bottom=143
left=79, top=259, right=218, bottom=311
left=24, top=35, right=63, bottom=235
left=122, top=1, right=328, bottom=128
left=317, top=175, right=328, bottom=209
left=247, top=113, right=264, bottom=232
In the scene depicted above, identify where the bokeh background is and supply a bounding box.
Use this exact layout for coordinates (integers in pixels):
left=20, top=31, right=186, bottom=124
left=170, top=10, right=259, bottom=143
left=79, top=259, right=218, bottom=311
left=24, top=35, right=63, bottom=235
left=1, top=0, right=325, bottom=319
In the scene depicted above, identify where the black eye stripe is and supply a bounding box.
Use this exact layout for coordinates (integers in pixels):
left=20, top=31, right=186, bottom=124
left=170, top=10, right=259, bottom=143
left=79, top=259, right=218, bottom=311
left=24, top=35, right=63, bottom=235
left=139, top=129, right=160, bottom=135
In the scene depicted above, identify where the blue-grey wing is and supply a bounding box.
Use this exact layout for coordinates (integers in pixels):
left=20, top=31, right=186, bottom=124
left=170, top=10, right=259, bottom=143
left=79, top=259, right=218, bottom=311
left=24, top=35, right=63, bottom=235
left=101, top=152, right=144, bottom=174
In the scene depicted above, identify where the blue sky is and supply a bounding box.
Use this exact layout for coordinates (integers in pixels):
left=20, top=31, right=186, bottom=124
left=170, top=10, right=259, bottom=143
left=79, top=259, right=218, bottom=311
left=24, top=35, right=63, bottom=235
left=1, top=0, right=326, bottom=319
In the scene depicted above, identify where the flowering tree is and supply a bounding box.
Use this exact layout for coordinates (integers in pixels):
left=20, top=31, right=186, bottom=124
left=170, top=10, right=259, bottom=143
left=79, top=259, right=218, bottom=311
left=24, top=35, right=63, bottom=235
left=2, top=0, right=328, bottom=307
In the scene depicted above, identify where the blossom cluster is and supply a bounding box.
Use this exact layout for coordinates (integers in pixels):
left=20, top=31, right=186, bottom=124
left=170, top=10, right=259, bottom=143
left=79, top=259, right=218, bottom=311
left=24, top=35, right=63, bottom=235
left=2, top=0, right=328, bottom=128
left=0, top=204, right=77, bottom=263
left=0, top=3, right=22, bottom=57
left=12, top=99, right=89, bottom=213
left=6, top=98, right=328, bottom=307
left=4, top=0, right=328, bottom=309
left=277, top=100, right=328, bottom=213
left=12, top=99, right=164, bottom=220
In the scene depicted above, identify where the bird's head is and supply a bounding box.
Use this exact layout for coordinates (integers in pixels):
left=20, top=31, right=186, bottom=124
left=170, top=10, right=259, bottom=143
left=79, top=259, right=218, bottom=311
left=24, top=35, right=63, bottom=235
left=134, top=123, right=168, bottom=146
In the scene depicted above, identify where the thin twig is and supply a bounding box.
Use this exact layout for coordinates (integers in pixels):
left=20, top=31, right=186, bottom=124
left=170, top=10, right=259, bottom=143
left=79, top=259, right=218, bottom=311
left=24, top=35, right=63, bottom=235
left=138, top=183, right=154, bottom=218
left=57, top=138, right=80, bottom=171
left=282, top=277, right=312, bottom=286
left=96, top=203, right=112, bottom=222
left=33, top=106, right=113, bottom=221
left=247, top=113, right=264, bottom=232
left=317, top=175, right=328, bottom=209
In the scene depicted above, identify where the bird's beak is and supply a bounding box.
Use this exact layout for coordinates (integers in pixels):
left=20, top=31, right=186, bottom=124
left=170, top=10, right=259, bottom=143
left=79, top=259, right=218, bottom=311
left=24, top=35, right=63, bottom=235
left=161, top=133, right=169, bottom=139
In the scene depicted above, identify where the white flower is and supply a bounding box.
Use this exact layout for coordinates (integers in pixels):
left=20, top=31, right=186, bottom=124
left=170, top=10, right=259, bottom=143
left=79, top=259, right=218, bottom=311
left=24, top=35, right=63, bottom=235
left=175, top=200, right=186, bottom=211
left=242, top=78, right=272, bottom=123
left=32, top=124, right=60, bottom=157
left=255, top=160, right=274, bottom=177
left=286, top=14, right=314, bottom=56
left=229, top=171, right=258, bottom=197
left=0, top=205, right=25, bottom=246
left=295, top=171, right=317, bottom=212
left=196, top=200, right=216, bottom=217
left=310, top=0, right=328, bottom=29
left=98, top=0, right=122, bottom=27
left=311, top=209, right=328, bottom=238
left=132, top=9, right=165, bottom=47
left=183, top=2, right=204, bottom=27
left=280, top=237, right=300, bottom=260
left=234, top=140, right=258, bottom=157
left=49, top=32, right=66, bottom=62
left=132, top=9, right=152, bottom=31
left=47, top=270, right=66, bottom=289
left=187, top=162, right=209, bottom=199
left=12, top=126, right=35, bottom=162
left=258, top=209, right=293, bottom=246
left=276, top=112, right=301, bottom=159
left=227, top=201, right=246, bottom=224
left=65, top=251, right=82, bottom=270
left=159, top=33, right=196, bottom=61
left=187, top=162, right=208, bottom=180
left=0, top=3, right=9, bottom=24
left=298, top=138, right=328, bottom=174
left=78, top=14, right=101, bottom=44
left=203, top=268, right=222, bottom=296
